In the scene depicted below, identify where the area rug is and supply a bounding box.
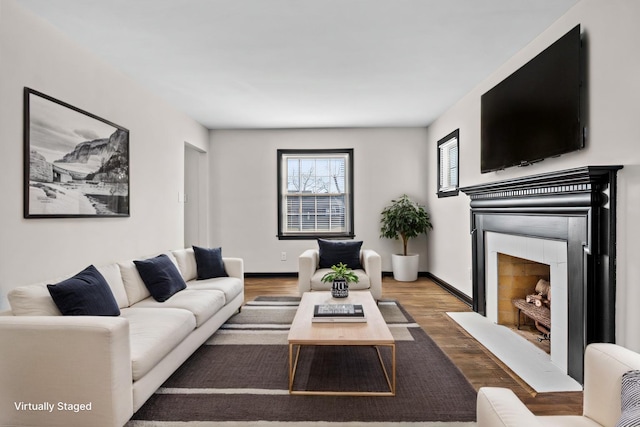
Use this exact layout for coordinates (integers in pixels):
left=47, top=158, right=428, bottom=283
left=126, top=297, right=477, bottom=426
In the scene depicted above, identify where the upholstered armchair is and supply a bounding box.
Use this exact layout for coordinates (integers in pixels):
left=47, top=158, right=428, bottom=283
left=477, top=343, right=640, bottom=427
left=298, top=240, right=382, bottom=300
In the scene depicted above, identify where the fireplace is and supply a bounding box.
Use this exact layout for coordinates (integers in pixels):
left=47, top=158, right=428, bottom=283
left=461, top=166, right=622, bottom=383
left=486, top=233, right=567, bottom=371
left=497, top=254, right=551, bottom=351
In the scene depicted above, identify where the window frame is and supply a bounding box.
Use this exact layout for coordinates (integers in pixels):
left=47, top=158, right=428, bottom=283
left=277, top=148, right=354, bottom=240
left=437, top=129, right=460, bottom=198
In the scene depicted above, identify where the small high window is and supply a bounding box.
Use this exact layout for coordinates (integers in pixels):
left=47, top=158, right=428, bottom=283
left=437, top=129, right=459, bottom=198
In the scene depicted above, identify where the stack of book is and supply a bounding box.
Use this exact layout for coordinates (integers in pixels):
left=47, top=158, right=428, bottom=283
left=312, top=303, right=366, bottom=323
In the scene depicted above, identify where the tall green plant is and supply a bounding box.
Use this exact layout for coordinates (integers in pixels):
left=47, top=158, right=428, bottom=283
left=380, top=194, right=432, bottom=256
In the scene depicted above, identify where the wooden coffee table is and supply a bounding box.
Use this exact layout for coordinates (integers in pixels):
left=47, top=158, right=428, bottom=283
left=288, top=291, right=396, bottom=396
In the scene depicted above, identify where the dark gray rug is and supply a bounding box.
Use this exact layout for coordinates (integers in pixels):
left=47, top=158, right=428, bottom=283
left=128, top=297, right=477, bottom=424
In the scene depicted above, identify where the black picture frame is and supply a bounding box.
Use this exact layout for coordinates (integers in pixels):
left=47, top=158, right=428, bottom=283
left=24, top=88, right=130, bottom=218
left=437, top=129, right=459, bottom=198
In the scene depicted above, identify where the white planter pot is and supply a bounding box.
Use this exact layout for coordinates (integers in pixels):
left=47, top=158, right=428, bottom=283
left=391, top=253, right=420, bottom=282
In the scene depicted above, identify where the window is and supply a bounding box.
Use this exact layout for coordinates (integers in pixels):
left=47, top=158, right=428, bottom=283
left=277, top=149, right=354, bottom=239
left=437, top=129, right=459, bottom=198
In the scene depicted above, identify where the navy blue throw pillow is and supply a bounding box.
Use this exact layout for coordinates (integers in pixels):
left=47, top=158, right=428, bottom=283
left=318, top=239, right=363, bottom=270
left=133, top=254, right=187, bottom=302
left=193, top=246, right=228, bottom=280
left=47, top=265, right=120, bottom=316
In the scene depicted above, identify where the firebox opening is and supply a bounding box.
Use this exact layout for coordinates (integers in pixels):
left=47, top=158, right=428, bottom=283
left=497, top=253, right=551, bottom=354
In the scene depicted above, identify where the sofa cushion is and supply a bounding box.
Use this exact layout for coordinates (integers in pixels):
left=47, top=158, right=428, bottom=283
left=310, top=268, right=371, bottom=291
left=120, top=307, right=196, bottom=381
left=134, top=254, right=187, bottom=302
left=318, top=239, right=363, bottom=270
left=46, top=265, right=120, bottom=316
left=8, top=282, right=63, bottom=316
left=616, top=370, right=640, bottom=427
left=172, top=248, right=197, bottom=281
left=119, top=260, right=151, bottom=305
left=95, top=263, right=130, bottom=309
left=133, top=290, right=225, bottom=327
left=186, top=276, right=243, bottom=303
left=193, top=246, right=228, bottom=279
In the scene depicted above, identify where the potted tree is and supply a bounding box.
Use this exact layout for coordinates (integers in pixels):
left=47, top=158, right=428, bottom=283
left=380, top=194, right=433, bottom=281
left=321, top=262, right=359, bottom=298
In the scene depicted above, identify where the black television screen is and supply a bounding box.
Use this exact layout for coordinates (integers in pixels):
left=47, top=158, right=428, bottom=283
left=481, top=25, right=583, bottom=173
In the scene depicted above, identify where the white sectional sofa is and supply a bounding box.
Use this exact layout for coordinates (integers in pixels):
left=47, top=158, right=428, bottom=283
left=0, top=248, right=244, bottom=427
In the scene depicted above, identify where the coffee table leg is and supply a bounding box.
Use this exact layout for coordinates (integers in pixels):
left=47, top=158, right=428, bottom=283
left=392, top=344, right=396, bottom=395
left=376, top=344, right=396, bottom=396
left=289, top=344, right=293, bottom=393
left=289, top=343, right=302, bottom=393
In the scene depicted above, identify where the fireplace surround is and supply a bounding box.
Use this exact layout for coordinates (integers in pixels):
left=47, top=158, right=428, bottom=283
left=461, top=165, right=622, bottom=382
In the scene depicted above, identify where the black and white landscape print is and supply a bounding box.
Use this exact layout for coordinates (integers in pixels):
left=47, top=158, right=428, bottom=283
left=24, top=88, right=129, bottom=217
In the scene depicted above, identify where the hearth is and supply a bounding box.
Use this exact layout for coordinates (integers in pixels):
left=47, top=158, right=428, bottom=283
left=461, top=166, right=622, bottom=383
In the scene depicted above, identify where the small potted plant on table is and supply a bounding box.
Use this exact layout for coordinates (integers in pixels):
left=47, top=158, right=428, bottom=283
left=321, top=262, right=359, bottom=298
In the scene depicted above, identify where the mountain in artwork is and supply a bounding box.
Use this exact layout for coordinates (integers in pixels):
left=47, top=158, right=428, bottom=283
left=54, top=128, right=128, bottom=181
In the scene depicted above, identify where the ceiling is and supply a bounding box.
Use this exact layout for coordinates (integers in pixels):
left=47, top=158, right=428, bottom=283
left=17, top=0, right=579, bottom=130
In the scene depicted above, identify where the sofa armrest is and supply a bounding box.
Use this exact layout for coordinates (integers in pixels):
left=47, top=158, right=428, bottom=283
left=223, top=257, right=244, bottom=285
left=298, top=249, right=319, bottom=295
left=361, top=249, right=382, bottom=300
left=476, top=387, right=542, bottom=427
left=583, top=343, right=640, bottom=426
left=0, top=316, right=132, bottom=427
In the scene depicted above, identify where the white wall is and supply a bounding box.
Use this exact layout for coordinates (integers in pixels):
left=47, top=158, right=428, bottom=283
left=208, top=128, right=429, bottom=273
left=184, top=144, right=209, bottom=248
left=0, top=0, right=209, bottom=309
left=425, top=0, right=640, bottom=350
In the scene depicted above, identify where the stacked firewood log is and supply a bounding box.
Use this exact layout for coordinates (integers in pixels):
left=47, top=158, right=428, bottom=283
left=525, top=279, right=551, bottom=307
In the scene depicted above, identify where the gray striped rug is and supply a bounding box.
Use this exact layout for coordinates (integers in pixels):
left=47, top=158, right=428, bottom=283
left=127, top=297, right=477, bottom=426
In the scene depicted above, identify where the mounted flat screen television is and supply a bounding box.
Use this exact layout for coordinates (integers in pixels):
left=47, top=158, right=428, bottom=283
left=481, top=25, right=583, bottom=173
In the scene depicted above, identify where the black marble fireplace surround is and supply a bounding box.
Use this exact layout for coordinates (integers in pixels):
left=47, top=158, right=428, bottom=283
left=460, top=166, right=622, bottom=383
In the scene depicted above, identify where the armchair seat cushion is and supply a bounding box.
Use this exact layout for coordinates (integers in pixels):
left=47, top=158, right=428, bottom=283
left=310, top=268, right=371, bottom=291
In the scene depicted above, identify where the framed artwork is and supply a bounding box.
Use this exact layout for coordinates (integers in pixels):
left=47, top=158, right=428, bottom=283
left=24, top=88, right=130, bottom=218
left=437, top=129, right=459, bottom=198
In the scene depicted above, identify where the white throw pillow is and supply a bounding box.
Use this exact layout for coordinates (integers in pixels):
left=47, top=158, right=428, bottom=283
left=8, top=283, right=62, bottom=316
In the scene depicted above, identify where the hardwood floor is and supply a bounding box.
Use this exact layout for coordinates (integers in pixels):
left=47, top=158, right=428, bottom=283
left=244, top=275, right=583, bottom=416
